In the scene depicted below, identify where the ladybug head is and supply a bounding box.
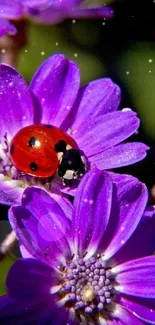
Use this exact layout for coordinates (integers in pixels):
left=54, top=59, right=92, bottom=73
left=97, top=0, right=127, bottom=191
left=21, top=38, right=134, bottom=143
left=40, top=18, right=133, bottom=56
left=57, top=148, right=87, bottom=185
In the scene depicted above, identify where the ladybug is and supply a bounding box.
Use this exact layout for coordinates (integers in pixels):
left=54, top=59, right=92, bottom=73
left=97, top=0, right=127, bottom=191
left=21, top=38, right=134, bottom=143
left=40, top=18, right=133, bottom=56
left=10, top=124, right=86, bottom=184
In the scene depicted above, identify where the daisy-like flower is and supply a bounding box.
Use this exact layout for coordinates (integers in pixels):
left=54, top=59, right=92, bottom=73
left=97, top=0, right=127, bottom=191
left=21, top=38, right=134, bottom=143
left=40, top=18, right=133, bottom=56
left=0, top=53, right=148, bottom=205
left=0, top=169, right=155, bottom=324
left=0, top=0, right=113, bottom=37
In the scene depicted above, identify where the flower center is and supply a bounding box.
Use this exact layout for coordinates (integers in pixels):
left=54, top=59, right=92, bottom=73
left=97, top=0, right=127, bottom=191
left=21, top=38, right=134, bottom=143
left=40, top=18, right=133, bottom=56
left=60, top=255, right=113, bottom=316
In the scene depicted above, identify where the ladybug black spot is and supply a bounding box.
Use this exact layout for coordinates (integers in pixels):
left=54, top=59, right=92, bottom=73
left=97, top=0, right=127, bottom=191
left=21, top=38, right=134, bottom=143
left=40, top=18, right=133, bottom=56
left=28, top=137, right=37, bottom=147
left=10, top=143, right=14, bottom=155
left=29, top=162, right=38, bottom=171
left=54, top=140, right=67, bottom=153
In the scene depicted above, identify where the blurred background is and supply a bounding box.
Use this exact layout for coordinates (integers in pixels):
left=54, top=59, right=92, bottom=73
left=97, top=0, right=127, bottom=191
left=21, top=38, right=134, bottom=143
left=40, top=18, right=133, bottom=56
left=1, top=0, right=155, bottom=294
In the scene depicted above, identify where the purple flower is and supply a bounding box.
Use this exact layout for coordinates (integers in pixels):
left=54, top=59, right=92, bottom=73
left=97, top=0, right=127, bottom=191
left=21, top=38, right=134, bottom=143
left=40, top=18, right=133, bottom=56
left=0, top=54, right=149, bottom=205
left=0, top=169, right=155, bottom=324
left=0, top=0, right=113, bottom=37
left=0, top=0, right=23, bottom=37
left=0, top=54, right=148, bottom=205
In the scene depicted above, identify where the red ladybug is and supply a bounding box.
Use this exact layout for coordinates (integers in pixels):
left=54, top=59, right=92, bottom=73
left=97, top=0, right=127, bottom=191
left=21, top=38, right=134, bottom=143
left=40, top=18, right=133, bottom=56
left=10, top=124, right=86, bottom=183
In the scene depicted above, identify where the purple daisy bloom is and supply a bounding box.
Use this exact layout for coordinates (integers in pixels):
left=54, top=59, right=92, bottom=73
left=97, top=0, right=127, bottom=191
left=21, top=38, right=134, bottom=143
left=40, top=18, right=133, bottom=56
left=0, top=0, right=23, bottom=37
left=0, top=169, right=155, bottom=324
left=0, top=0, right=113, bottom=37
left=0, top=54, right=148, bottom=205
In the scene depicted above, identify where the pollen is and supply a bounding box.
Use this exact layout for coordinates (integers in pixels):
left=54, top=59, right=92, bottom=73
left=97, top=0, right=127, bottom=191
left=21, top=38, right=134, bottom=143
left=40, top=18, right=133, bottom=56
left=82, top=288, right=96, bottom=302
left=58, top=255, right=113, bottom=317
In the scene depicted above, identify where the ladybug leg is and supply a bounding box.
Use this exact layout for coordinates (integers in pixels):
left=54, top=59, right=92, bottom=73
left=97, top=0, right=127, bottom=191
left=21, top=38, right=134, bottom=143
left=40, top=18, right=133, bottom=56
left=62, top=178, right=72, bottom=186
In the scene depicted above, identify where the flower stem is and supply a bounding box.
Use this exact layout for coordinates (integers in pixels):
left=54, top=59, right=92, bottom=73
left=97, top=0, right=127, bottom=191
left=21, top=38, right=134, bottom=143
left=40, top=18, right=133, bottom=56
left=0, top=20, right=28, bottom=67
left=0, top=231, right=17, bottom=261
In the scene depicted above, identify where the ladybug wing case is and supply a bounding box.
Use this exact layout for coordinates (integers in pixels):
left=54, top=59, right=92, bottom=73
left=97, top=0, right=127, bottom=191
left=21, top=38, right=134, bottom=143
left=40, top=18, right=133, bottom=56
left=10, top=125, right=59, bottom=178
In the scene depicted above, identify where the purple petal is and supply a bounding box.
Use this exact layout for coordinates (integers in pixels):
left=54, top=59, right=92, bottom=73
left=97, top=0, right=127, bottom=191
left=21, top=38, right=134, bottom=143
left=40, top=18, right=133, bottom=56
left=49, top=192, right=72, bottom=221
left=6, top=258, right=56, bottom=299
left=27, top=3, right=113, bottom=23
left=74, top=110, right=139, bottom=156
left=89, top=142, right=149, bottom=169
left=21, top=186, right=72, bottom=222
left=26, top=177, right=71, bottom=216
left=108, top=171, right=142, bottom=184
left=68, top=5, right=114, bottom=20
left=20, top=244, right=33, bottom=258
left=0, top=0, right=23, bottom=19
left=23, top=0, right=81, bottom=10
left=39, top=307, right=78, bottom=325
left=0, top=295, right=47, bottom=325
left=0, top=178, right=23, bottom=205
left=120, top=297, right=155, bottom=324
left=23, top=0, right=46, bottom=5
left=62, top=78, right=120, bottom=132
left=72, top=169, right=113, bottom=257
left=27, top=6, right=65, bottom=24
left=102, top=178, right=148, bottom=260
left=30, top=54, right=80, bottom=126
left=0, top=65, right=33, bottom=140
left=115, top=256, right=155, bottom=298
left=109, top=305, right=146, bottom=325
left=22, top=0, right=47, bottom=7
left=0, top=18, right=16, bottom=37
left=37, top=174, right=72, bottom=220
left=111, top=206, right=155, bottom=265
left=9, top=187, right=72, bottom=266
